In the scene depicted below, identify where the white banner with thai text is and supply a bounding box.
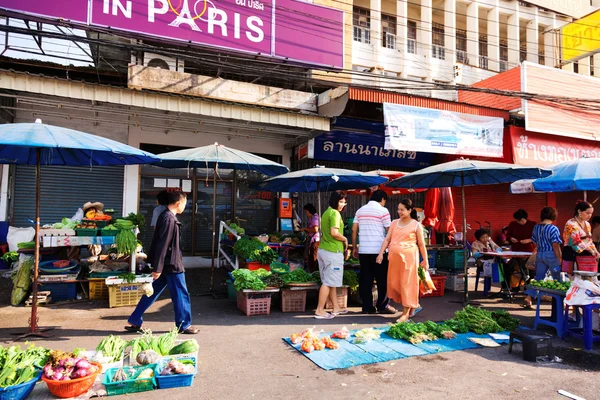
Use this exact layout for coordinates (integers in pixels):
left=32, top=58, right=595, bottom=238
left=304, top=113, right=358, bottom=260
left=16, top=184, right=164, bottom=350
left=383, top=103, right=504, bottom=157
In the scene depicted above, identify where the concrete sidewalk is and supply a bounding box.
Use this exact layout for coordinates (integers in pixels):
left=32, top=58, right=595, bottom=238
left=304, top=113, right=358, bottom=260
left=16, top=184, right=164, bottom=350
left=1, top=268, right=598, bottom=400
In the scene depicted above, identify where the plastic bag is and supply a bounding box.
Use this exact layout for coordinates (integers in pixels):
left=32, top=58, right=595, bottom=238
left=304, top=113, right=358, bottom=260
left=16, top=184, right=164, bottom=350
left=482, top=260, right=494, bottom=277
left=71, top=208, right=84, bottom=222
left=418, top=266, right=436, bottom=295
left=565, top=275, right=600, bottom=305
left=7, top=227, right=35, bottom=252
left=11, top=254, right=33, bottom=306
left=525, top=252, right=537, bottom=270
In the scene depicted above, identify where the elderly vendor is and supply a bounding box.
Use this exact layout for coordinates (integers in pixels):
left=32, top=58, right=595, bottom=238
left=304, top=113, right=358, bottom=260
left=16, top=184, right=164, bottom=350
left=472, top=229, right=501, bottom=265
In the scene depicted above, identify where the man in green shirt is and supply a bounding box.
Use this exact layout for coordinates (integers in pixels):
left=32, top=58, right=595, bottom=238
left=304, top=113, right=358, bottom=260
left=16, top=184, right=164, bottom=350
left=316, top=191, right=348, bottom=319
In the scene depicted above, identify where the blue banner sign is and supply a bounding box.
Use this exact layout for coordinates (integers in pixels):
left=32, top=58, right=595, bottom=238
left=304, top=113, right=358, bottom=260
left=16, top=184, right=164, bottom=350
left=308, top=131, right=433, bottom=169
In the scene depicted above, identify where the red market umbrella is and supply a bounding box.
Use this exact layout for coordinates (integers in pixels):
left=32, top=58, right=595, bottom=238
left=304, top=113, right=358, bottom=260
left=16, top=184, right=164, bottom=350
left=345, top=170, right=425, bottom=196
left=422, top=189, right=439, bottom=228
left=435, top=188, right=456, bottom=235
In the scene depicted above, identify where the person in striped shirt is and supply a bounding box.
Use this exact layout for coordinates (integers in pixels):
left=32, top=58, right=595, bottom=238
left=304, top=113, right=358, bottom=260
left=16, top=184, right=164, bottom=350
left=523, top=206, right=563, bottom=309
left=352, top=190, right=396, bottom=314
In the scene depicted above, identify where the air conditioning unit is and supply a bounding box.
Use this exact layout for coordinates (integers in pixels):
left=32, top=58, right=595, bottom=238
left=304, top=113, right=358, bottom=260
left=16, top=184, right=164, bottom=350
left=139, top=52, right=185, bottom=71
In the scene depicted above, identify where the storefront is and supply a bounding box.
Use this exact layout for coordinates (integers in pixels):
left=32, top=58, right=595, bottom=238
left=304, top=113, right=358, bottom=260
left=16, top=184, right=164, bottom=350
left=0, top=72, right=330, bottom=256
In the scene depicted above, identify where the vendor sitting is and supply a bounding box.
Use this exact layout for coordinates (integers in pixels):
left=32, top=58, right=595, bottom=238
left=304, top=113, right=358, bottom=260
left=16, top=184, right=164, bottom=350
left=471, top=228, right=501, bottom=267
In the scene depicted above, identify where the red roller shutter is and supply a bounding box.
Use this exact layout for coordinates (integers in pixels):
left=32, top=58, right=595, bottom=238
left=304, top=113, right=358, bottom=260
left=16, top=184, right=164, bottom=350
left=452, top=184, right=547, bottom=243
left=555, top=191, right=600, bottom=233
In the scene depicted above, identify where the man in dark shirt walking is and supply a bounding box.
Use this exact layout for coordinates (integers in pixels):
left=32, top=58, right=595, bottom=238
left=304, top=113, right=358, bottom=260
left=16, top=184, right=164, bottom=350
left=126, top=191, right=198, bottom=334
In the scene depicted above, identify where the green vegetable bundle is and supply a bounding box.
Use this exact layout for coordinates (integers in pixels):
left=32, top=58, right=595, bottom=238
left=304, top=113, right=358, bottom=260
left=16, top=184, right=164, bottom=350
left=310, top=271, right=322, bottom=285
left=127, top=327, right=180, bottom=361
left=443, top=318, right=469, bottom=334
left=283, top=269, right=315, bottom=284
left=1, top=251, right=18, bottom=264
left=96, top=335, right=128, bottom=363
left=0, top=344, right=49, bottom=388
left=453, top=306, right=503, bottom=334
left=252, top=268, right=271, bottom=278
left=16, top=242, right=34, bottom=249
left=125, top=213, right=146, bottom=231
left=114, top=219, right=136, bottom=230
left=231, top=269, right=266, bottom=291
left=255, top=248, right=278, bottom=265
left=115, top=229, right=137, bottom=254
left=490, top=310, right=520, bottom=332
left=233, top=237, right=266, bottom=261
left=11, top=256, right=33, bottom=306
left=386, top=322, right=438, bottom=344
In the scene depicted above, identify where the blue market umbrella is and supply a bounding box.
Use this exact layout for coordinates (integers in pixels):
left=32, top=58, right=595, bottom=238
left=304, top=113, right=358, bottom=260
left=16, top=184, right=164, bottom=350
left=532, top=158, right=600, bottom=201
left=387, top=159, right=552, bottom=304
left=156, top=143, right=289, bottom=292
left=0, top=120, right=160, bottom=339
left=254, top=166, right=388, bottom=228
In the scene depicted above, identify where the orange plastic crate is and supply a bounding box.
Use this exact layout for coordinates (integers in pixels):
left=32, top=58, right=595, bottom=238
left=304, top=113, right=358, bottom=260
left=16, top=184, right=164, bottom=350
left=237, top=291, right=272, bottom=316
left=421, top=275, right=447, bottom=298
left=281, top=289, right=307, bottom=313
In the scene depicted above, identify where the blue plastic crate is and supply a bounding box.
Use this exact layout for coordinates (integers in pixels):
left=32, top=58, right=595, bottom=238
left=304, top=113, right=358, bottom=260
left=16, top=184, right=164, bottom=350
left=39, top=282, right=77, bottom=301
left=154, top=357, right=197, bottom=389
left=427, top=250, right=437, bottom=269
left=0, top=370, right=41, bottom=400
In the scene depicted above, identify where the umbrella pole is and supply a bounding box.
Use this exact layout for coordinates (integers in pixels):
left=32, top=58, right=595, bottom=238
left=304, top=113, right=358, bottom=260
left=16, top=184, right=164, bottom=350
left=15, top=148, right=52, bottom=340
left=462, top=175, right=469, bottom=307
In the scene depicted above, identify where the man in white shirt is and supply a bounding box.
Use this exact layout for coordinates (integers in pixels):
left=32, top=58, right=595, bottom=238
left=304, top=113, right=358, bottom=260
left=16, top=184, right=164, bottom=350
left=352, top=190, right=395, bottom=314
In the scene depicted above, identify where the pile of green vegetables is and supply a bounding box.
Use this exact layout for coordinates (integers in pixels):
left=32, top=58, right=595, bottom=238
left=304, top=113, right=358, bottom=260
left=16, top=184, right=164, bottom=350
left=1, top=251, right=18, bottom=264
left=17, top=242, right=34, bottom=250
left=387, top=306, right=520, bottom=343
left=125, top=328, right=198, bottom=363
left=228, top=223, right=245, bottom=236
left=254, top=248, right=278, bottom=265
left=343, top=270, right=359, bottom=293
left=0, top=344, right=50, bottom=388
left=52, top=217, right=78, bottom=230
left=124, top=213, right=146, bottom=232
left=233, top=237, right=278, bottom=264
left=96, top=335, right=128, bottom=363
left=231, top=269, right=266, bottom=291
left=387, top=321, right=456, bottom=344
left=283, top=269, right=315, bottom=284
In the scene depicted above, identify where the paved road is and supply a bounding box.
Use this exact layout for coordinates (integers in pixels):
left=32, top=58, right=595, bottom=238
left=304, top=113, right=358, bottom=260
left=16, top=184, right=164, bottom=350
left=1, top=269, right=598, bottom=400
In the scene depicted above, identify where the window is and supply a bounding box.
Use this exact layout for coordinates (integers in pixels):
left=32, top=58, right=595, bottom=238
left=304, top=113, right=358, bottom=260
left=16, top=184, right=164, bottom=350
left=591, top=56, right=594, bottom=76
left=407, top=20, right=417, bottom=54
left=382, top=14, right=396, bottom=49
left=456, top=29, right=467, bottom=63
left=574, top=62, right=579, bottom=73
left=520, top=44, right=527, bottom=63
left=353, top=7, right=371, bottom=44
left=432, top=23, right=445, bottom=60
left=538, top=51, right=545, bottom=65
left=479, top=35, right=488, bottom=69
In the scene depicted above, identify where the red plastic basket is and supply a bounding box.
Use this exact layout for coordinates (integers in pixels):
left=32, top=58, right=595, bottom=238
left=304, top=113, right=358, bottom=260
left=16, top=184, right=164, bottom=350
left=281, top=289, right=307, bottom=313
left=421, top=275, right=447, bottom=298
left=237, top=291, right=272, bottom=316
left=42, top=362, right=102, bottom=399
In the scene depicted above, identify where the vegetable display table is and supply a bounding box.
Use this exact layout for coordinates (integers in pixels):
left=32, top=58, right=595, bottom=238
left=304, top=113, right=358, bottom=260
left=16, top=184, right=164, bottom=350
left=562, top=303, right=600, bottom=350
left=481, top=251, right=532, bottom=303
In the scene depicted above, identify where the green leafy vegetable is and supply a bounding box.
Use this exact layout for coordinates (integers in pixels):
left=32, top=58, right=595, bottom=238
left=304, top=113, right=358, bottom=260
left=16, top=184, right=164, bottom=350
left=283, top=269, right=315, bottom=284
left=252, top=268, right=271, bottom=278
left=117, top=272, right=136, bottom=283
left=490, top=310, right=520, bottom=331
left=233, top=237, right=266, bottom=261
left=96, top=335, right=128, bottom=363
left=1, top=251, right=18, bottom=264
left=116, top=229, right=137, bottom=255
left=254, top=248, right=278, bottom=265
left=453, top=305, right=503, bottom=334
left=231, top=269, right=266, bottom=291
left=261, top=275, right=285, bottom=288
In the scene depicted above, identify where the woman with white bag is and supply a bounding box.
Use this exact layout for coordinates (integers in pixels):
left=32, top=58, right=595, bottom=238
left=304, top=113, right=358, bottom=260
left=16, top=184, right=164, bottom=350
left=523, top=207, right=563, bottom=309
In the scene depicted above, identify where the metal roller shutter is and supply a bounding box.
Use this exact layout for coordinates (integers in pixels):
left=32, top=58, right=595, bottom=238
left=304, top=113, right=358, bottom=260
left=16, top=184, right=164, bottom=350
left=11, top=165, right=124, bottom=227
left=452, top=184, right=548, bottom=243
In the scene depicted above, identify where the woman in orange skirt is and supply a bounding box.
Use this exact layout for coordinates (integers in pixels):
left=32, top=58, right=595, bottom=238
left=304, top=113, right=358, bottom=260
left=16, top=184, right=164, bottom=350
left=376, top=199, right=428, bottom=322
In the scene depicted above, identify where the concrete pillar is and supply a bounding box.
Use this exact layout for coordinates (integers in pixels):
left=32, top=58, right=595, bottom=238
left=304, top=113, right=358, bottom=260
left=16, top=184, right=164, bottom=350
left=466, top=2, right=479, bottom=63
left=397, top=0, right=408, bottom=73
left=445, top=0, right=456, bottom=63
left=370, top=0, right=382, bottom=67
left=593, top=53, right=600, bottom=76
left=543, top=14, right=557, bottom=67
left=488, top=4, right=500, bottom=72
left=579, top=57, right=591, bottom=76
left=507, top=10, right=520, bottom=67
left=526, top=10, right=538, bottom=63
left=422, top=0, right=433, bottom=78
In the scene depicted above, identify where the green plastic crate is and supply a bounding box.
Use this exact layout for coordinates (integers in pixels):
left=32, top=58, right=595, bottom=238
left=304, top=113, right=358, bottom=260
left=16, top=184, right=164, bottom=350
left=436, top=250, right=465, bottom=272
left=102, top=364, right=157, bottom=396
left=75, top=228, right=98, bottom=237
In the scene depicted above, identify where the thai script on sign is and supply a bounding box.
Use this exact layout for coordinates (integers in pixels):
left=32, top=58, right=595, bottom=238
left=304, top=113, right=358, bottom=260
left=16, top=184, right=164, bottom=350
left=322, top=141, right=418, bottom=160
left=515, top=135, right=600, bottom=164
